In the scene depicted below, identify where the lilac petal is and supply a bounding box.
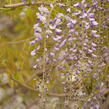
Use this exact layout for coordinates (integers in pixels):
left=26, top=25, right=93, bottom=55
left=55, top=29, right=62, bottom=33
left=46, top=30, right=52, bottom=34
left=76, top=70, right=80, bottom=74
left=74, top=2, right=80, bottom=7
left=85, top=24, right=90, bottom=29
left=69, top=29, right=75, bottom=33
left=91, top=21, right=98, bottom=26
left=50, top=3, right=53, bottom=8
left=72, top=37, right=77, bottom=40
left=92, top=47, right=96, bottom=51
left=91, top=30, right=97, bottom=34
left=38, top=5, right=49, bottom=14
left=73, top=11, right=81, bottom=16
left=50, top=52, right=55, bottom=57
left=67, top=8, right=71, bottom=13
left=55, top=18, right=62, bottom=25
left=83, top=21, right=90, bottom=29
left=33, top=64, right=38, bottom=69
left=33, top=23, right=39, bottom=29
left=53, top=35, right=62, bottom=41
left=58, top=3, right=65, bottom=8
left=88, top=13, right=94, bottom=18
left=88, top=49, right=93, bottom=53
left=80, top=13, right=87, bottom=18
left=36, top=13, right=47, bottom=24
left=31, top=50, right=36, bottom=56
left=92, top=42, right=97, bottom=47
left=54, top=47, right=60, bottom=51
left=29, top=40, right=36, bottom=45
left=92, top=54, right=97, bottom=58
left=59, top=39, right=67, bottom=47
left=36, top=46, right=40, bottom=50
left=71, top=19, right=77, bottom=24
left=67, top=23, right=73, bottom=28
left=73, top=49, right=77, bottom=53
left=36, top=58, right=41, bottom=62
left=93, top=34, right=100, bottom=38
left=89, top=18, right=95, bottom=21
left=38, top=36, right=43, bottom=40
left=49, top=25, right=56, bottom=29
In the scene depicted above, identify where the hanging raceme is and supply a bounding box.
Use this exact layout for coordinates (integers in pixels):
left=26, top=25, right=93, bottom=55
left=30, top=0, right=108, bottom=108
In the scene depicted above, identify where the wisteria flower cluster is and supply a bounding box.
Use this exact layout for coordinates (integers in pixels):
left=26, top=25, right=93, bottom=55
left=30, top=0, right=108, bottom=108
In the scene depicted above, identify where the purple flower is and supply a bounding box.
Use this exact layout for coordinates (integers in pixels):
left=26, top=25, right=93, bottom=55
left=88, top=49, right=93, bottom=53
left=31, top=50, right=36, bottom=56
left=36, top=58, right=41, bottom=62
left=74, top=2, right=81, bottom=8
left=38, top=36, right=43, bottom=40
left=73, top=11, right=81, bottom=16
left=69, top=29, right=75, bottom=33
left=59, top=39, right=67, bottom=47
left=50, top=3, right=53, bottom=8
left=73, top=49, right=77, bottom=53
left=36, top=14, right=46, bottom=24
left=92, top=47, right=96, bottom=51
left=85, top=23, right=90, bottom=29
left=50, top=52, right=55, bottom=57
left=91, top=20, right=98, bottom=26
left=58, top=3, right=65, bottom=8
left=33, top=24, right=39, bottom=29
left=71, top=19, right=77, bottom=24
left=67, top=8, right=71, bottom=13
left=33, top=64, right=38, bottom=69
left=91, top=30, right=97, bottom=34
left=92, top=53, right=97, bottom=58
left=38, top=5, right=49, bottom=14
left=49, top=25, right=56, bottom=29
left=83, top=21, right=90, bottom=29
left=92, top=42, right=97, bottom=47
left=89, top=18, right=95, bottom=21
left=76, top=70, right=80, bottom=74
left=80, top=13, right=87, bottom=18
left=93, top=34, right=100, bottom=38
left=88, top=13, right=94, bottom=18
left=30, top=2, right=103, bottom=97
left=53, top=35, right=62, bottom=41
left=54, top=47, right=60, bottom=51
left=55, top=28, right=62, bottom=34
left=29, top=40, right=36, bottom=45
left=46, top=30, right=52, bottom=34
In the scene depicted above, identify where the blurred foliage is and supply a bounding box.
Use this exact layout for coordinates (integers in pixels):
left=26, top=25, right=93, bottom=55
left=0, top=0, right=109, bottom=109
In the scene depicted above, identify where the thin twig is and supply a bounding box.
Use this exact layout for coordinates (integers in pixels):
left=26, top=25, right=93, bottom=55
left=5, top=37, right=34, bottom=45
left=2, top=2, right=69, bottom=9
left=11, top=76, right=38, bottom=91
left=3, top=2, right=51, bottom=8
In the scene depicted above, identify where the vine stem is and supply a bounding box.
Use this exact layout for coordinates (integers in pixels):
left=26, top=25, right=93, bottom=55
left=1, top=2, right=70, bottom=9
left=3, top=2, right=51, bottom=8
left=43, top=0, right=57, bottom=76
left=41, top=1, right=57, bottom=108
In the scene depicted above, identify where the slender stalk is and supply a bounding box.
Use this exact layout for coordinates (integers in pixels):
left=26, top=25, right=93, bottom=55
left=3, top=2, right=52, bottom=8
left=41, top=1, right=57, bottom=108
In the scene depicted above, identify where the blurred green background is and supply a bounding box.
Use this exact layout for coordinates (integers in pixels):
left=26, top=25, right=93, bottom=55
left=0, top=0, right=109, bottom=109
